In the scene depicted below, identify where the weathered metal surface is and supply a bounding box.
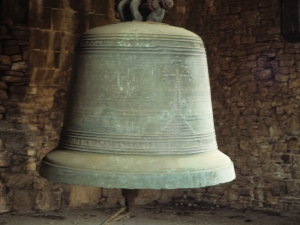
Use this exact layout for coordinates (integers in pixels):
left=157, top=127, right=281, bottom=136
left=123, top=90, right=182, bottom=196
left=39, top=21, right=236, bottom=189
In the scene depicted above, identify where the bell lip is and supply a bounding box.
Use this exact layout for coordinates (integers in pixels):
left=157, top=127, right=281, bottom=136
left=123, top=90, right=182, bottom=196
left=39, top=149, right=236, bottom=189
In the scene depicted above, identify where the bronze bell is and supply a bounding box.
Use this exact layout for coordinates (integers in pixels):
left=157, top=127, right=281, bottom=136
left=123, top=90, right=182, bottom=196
left=39, top=1, right=235, bottom=193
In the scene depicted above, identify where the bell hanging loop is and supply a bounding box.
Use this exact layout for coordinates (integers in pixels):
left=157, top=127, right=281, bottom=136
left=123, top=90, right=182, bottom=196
left=115, top=0, right=174, bottom=22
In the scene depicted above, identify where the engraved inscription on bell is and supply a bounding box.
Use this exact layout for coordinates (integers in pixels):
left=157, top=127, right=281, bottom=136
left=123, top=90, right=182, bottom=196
left=60, top=27, right=217, bottom=155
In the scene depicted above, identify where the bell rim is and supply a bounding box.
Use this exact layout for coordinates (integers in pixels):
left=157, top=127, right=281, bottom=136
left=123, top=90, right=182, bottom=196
left=39, top=149, right=236, bottom=189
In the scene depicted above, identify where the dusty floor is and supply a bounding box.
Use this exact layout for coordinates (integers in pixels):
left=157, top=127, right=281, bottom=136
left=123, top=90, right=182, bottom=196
left=0, top=204, right=299, bottom=225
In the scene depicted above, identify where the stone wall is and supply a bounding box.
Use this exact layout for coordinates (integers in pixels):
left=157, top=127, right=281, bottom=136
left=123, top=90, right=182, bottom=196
left=185, top=0, right=300, bottom=214
left=0, top=0, right=120, bottom=213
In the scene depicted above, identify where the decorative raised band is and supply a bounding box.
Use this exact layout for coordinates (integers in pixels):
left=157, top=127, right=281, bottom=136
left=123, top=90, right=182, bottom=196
left=77, top=35, right=205, bottom=52
left=59, top=129, right=218, bottom=155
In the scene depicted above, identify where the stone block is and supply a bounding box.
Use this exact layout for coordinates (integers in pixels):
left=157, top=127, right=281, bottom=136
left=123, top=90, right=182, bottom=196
left=136, top=189, right=161, bottom=205
left=10, top=29, right=29, bottom=41
left=29, top=6, right=52, bottom=29
left=69, top=185, right=101, bottom=207
left=0, top=182, right=7, bottom=197
left=36, top=186, right=63, bottom=211
left=31, top=68, right=55, bottom=86
left=286, top=114, right=300, bottom=135
left=0, top=153, right=11, bottom=167
left=88, top=14, right=106, bottom=30
left=29, top=50, right=48, bottom=68
left=69, top=0, right=89, bottom=12
left=0, top=75, right=29, bottom=83
left=255, top=69, right=273, bottom=80
left=13, top=189, right=35, bottom=213
left=52, top=9, right=75, bottom=31
left=239, top=140, right=250, bottom=151
left=101, top=188, right=122, bottom=206
left=4, top=173, right=34, bottom=189
left=9, top=86, right=26, bottom=94
left=53, top=32, right=62, bottom=51
left=43, top=0, right=64, bottom=8
left=0, top=197, right=11, bottom=213
left=208, top=6, right=216, bottom=15
left=240, top=188, right=252, bottom=197
left=176, top=6, right=187, bottom=14
left=269, top=124, right=282, bottom=138
left=0, top=90, right=8, bottom=99
left=2, top=40, right=18, bottom=46
left=275, top=74, right=289, bottom=82
left=30, top=29, right=50, bottom=50
left=241, top=35, right=256, bottom=44
left=0, top=25, right=7, bottom=35
left=26, top=87, right=38, bottom=95
left=11, top=61, right=29, bottom=72
left=286, top=180, right=300, bottom=196
left=27, top=162, right=36, bottom=172
left=22, top=46, right=29, bottom=60
left=292, top=165, right=300, bottom=179
left=0, top=55, right=12, bottom=65
left=18, top=40, right=29, bottom=46
left=288, top=140, right=299, bottom=150
left=247, top=156, right=259, bottom=168
left=247, top=82, right=257, bottom=93
left=4, top=45, right=21, bottom=55
left=160, top=189, right=184, bottom=203
left=0, top=105, right=5, bottom=113
left=0, top=81, right=7, bottom=90
left=11, top=55, right=22, bottom=62
left=2, top=70, right=24, bottom=77
left=0, top=35, right=12, bottom=40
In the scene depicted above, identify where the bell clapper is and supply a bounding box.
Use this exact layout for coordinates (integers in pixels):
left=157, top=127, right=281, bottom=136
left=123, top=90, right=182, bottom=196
left=122, top=188, right=140, bottom=213
left=101, top=189, right=139, bottom=225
